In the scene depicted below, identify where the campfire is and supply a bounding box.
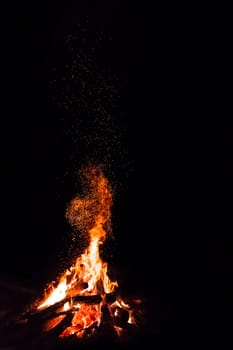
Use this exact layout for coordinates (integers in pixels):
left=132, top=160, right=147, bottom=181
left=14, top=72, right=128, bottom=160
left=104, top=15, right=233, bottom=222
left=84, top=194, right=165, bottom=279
left=16, top=165, right=143, bottom=347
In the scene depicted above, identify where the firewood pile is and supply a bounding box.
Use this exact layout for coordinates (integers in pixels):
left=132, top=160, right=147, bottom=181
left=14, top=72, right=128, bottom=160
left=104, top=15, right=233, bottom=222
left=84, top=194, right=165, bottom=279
left=0, top=287, right=144, bottom=350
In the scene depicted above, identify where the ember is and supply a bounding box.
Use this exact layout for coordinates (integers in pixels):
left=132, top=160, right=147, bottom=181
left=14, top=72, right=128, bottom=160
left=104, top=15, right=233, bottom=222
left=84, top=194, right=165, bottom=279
left=29, top=165, right=143, bottom=343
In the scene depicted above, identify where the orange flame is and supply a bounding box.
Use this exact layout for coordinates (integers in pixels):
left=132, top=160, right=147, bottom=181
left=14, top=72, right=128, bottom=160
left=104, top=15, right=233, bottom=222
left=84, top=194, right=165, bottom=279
left=36, top=165, right=139, bottom=339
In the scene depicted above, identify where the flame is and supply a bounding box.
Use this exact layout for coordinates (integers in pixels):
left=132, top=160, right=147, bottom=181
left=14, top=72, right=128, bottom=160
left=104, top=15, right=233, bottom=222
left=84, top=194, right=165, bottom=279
left=36, top=165, right=139, bottom=339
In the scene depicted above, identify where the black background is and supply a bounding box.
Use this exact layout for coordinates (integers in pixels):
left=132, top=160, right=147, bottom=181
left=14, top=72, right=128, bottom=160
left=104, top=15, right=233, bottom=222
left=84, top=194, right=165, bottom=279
left=0, top=0, right=232, bottom=345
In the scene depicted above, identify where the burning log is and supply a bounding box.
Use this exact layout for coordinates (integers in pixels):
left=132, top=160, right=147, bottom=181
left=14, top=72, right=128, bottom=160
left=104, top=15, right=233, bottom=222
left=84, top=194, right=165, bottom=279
left=21, top=291, right=118, bottom=325
left=114, top=306, right=129, bottom=324
left=24, top=294, right=102, bottom=322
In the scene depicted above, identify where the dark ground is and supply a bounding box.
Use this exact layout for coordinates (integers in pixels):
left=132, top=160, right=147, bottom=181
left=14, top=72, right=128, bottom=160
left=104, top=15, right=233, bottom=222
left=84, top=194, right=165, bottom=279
left=0, top=1, right=232, bottom=348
